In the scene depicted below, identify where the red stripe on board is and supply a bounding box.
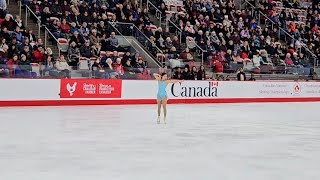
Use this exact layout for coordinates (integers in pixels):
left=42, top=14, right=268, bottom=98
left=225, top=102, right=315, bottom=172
left=1, top=98, right=320, bottom=107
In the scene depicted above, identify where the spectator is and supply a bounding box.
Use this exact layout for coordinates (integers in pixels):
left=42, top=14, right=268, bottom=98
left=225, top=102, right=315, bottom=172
left=51, top=0, right=63, bottom=18
left=45, top=47, right=54, bottom=60
left=0, top=38, right=8, bottom=57
left=180, top=48, right=194, bottom=62
left=181, top=66, right=191, bottom=80
left=7, top=37, right=20, bottom=59
left=103, top=58, right=118, bottom=79
left=54, top=55, right=71, bottom=78
left=80, top=40, right=92, bottom=58
left=1, top=14, right=14, bottom=31
left=173, top=67, right=182, bottom=79
left=0, top=55, right=8, bottom=77
left=18, top=54, right=34, bottom=78
left=190, top=66, right=197, bottom=80
left=60, top=18, right=71, bottom=35
left=20, top=45, right=33, bottom=62
left=285, top=53, right=294, bottom=66
left=33, top=38, right=44, bottom=50
left=33, top=45, right=45, bottom=64
left=24, top=29, right=36, bottom=45
left=41, top=7, right=51, bottom=25
left=0, top=27, right=11, bottom=43
left=70, top=31, right=85, bottom=48
left=91, top=58, right=104, bottom=78
left=89, top=29, right=100, bottom=46
left=113, top=58, right=125, bottom=78
left=70, top=22, right=79, bottom=34
left=49, top=19, right=64, bottom=39
left=172, top=36, right=181, bottom=53
left=123, top=59, right=136, bottom=79
left=91, top=43, right=102, bottom=58
left=237, top=68, right=246, bottom=81
left=7, top=54, right=19, bottom=77
left=108, top=31, right=124, bottom=52
left=68, top=41, right=80, bottom=67
left=42, top=56, right=58, bottom=78
left=197, top=65, right=206, bottom=80
left=164, top=37, right=173, bottom=52
left=13, top=27, right=23, bottom=43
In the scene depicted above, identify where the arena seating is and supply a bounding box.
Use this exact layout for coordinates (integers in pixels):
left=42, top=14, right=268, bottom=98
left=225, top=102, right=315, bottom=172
left=0, top=0, right=318, bottom=80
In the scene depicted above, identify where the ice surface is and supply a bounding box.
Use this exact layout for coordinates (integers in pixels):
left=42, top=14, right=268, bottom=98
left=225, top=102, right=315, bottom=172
left=0, top=103, right=320, bottom=180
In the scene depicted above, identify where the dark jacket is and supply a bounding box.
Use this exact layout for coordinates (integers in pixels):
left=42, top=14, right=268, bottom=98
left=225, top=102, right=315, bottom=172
left=237, top=72, right=246, bottom=81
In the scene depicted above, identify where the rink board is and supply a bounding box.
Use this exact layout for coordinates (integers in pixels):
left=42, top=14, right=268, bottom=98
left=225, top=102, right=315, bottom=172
left=0, top=79, right=320, bottom=106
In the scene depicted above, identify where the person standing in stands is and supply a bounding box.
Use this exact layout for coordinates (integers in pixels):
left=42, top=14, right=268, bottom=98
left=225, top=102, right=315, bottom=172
left=153, top=73, right=183, bottom=124
left=173, top=67, right=182, bottom=80
left=237, top=68, right=246, bottom=81
left=190, top=66, right=198, bottom=80
left=181, top=66, right=191, bottom=80
left=197, top=65, right=206, bottom=80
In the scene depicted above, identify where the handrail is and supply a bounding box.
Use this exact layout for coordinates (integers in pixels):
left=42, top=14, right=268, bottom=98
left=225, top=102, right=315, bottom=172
left=108, top=21, right=162, bottom=67
left=108, top=22, right=137, bottom=50
left=44, top=26, right=58, bottom=44
left=43, top=26, right=60, bottom=56
left=168, top=18, right=207, bottom=64
left=244, top=0, right=316, bottom=59
left=25, top=5, right=41, bottom=38
left=147, top=0, right=162, bottom=27
left=110, top=22, right=164, bottom=54
left=167, top=19, right=182, bottom=44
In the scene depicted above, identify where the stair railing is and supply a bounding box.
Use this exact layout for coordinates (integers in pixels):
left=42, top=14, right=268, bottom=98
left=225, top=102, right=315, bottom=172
left=147, top=0, right=163, bottom=27
left=25, top=5, right=41, bottom=38
left=167, top=19, right=182, bottom=44
left=44, top=26, right=60, bottom=56
left=108, top=21, right=162, bottom=67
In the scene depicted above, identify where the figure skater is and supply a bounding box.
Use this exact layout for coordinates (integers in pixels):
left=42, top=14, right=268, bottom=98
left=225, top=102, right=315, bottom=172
left=153, top=73, right=182, bottom=124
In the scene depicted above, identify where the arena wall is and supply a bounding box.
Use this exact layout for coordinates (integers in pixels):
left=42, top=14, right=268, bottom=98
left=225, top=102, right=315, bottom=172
left=1, top=79, right=320, bottom=106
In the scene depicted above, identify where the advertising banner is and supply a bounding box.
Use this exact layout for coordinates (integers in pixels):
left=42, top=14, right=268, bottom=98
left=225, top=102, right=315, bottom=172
left=60, top=79, right=122, bottom=98
left=168, top=81, right=219, bottom=98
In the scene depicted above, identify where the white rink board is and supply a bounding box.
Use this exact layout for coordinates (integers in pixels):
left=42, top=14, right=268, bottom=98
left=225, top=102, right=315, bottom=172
left=0, top=79, right=320, bottom=101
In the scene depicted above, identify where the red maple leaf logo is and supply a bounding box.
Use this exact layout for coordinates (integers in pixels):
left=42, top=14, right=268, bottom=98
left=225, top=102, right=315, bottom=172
left=211, top=81, right=219, bottom=86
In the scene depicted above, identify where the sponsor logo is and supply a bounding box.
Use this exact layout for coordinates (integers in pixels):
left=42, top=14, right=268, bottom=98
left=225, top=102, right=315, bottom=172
left=67, top=82, right=77, bottom=96
left=293, top=82, right=301, bottom=95
left=171, top=81, right=218, bottom=98
left=60, top=79, right=122, bottom=98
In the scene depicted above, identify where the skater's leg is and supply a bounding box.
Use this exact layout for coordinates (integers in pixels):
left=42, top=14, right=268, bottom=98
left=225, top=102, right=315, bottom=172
left=162, top=98, right=168, bottom=123
left=157, top=101, right=161, bottom=123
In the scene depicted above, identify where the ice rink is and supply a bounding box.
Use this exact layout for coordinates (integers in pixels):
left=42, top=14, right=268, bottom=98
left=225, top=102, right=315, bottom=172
left=0, top=102, right=320, bottom=180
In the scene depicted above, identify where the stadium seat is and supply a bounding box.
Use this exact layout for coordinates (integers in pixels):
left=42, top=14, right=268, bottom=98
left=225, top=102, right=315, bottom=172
left=57, top=38, right=69, bottom=53
left=31, top=63, right=40, bottom=77
left=100, top=51, right=106, bottom=57
left=79, top=57, right=89, bottom=70
left=118, top=52, right=125, bottom=58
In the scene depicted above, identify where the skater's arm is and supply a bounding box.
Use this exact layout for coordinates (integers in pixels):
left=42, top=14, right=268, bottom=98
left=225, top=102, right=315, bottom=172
left=153, top=73, right=161, bottom=80
left=165, top=79, right=183, bottom=84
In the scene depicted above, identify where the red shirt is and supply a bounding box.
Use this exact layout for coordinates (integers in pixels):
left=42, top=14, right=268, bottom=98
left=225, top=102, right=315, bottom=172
left=33, top=50, right=45, bottom=63
left=6, top=59, right=19, bottom=77
left=60, top=24, right=71, bottom=33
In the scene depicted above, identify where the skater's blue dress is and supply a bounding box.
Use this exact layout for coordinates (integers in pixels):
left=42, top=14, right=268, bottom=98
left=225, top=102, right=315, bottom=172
left=157, top=81, right=168, bottom=101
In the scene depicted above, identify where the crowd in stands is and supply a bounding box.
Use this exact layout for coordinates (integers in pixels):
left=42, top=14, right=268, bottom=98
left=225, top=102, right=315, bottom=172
left=160, top=0, right=316, bottom=76
left=0, top=0, right=319, bottom=79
